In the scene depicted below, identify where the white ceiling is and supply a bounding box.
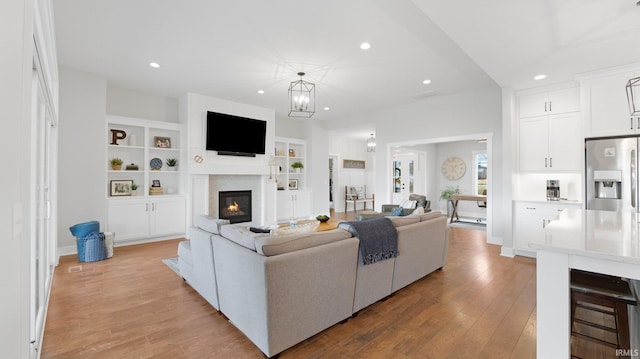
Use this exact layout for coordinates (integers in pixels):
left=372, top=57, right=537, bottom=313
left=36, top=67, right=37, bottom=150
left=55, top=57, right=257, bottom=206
left=53, top=0, right=640, bottom=128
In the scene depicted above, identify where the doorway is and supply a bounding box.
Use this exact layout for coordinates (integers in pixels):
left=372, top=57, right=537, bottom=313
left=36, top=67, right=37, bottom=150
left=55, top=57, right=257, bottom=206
left=392, top=150, right=426, bottom=203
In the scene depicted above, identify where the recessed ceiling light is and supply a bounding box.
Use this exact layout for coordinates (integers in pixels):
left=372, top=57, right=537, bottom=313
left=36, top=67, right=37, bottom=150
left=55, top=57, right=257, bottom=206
left=422, top=79, right=432, bottom=85
left=257, top=90, right=265, bottom=94
left=360, top=42, right=371, bottom=50
left=323, top=107, right=330, bottom=111
left=534, top=74, right=547, bottom=80
left=149, top=62, right=160, bottom=68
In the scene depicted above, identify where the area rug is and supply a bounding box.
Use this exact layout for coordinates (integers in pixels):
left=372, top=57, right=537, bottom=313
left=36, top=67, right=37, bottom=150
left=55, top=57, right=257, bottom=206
left=447, top=220, right=486, bottom=231
left=162, top=257, right=180, bottom=276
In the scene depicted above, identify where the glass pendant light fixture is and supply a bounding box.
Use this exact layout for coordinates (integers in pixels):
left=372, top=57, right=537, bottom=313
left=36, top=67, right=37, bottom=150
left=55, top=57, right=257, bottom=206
left=367, top=133, right=376, bottom=152
left=288, top=72, right=315, bottom=118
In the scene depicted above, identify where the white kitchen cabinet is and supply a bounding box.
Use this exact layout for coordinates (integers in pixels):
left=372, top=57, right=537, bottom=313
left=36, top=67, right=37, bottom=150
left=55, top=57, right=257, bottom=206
left=518, top=87, right=580, bottom=118
left=519, top=113, right=582, bottom=171
left=276, top=190, right=311, bottom=222
left=107, top=196, right=186, bottom=241
left=584, top=71, right=638, bottom=137
left=513, top=201, right=582, bottom=257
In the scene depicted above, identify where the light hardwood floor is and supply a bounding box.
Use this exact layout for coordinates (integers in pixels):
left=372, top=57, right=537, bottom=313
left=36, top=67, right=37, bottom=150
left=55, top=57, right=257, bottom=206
left=41, top=214, right=542, bottom=358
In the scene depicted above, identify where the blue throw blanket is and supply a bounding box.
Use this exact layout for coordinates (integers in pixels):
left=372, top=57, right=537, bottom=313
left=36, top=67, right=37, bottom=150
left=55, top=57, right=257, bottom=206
left=338, top=217, right=399, bottom=265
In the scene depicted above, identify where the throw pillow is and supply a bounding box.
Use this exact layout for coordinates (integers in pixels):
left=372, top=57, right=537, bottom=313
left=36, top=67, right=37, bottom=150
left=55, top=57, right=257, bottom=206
left=412, top=206, right=425, bottom=215
left=400, top=200, right=416, bottom=209
left=390, top=206, right=405, bottom=216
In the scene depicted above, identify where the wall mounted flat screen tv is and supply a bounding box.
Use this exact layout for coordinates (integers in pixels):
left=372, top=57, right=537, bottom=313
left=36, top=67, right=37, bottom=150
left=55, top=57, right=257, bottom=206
left=206, top=111, right=267, bottom=156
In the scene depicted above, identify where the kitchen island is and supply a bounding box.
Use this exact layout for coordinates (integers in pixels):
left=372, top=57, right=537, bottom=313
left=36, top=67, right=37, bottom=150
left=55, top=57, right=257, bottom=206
left=530, top=208, right=640, bottom=358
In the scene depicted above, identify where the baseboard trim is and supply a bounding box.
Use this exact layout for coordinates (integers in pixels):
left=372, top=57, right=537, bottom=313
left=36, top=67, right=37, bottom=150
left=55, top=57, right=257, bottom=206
left=57, top=234, right=185, bottom=258
left=500, top=246, right=516, bottom=258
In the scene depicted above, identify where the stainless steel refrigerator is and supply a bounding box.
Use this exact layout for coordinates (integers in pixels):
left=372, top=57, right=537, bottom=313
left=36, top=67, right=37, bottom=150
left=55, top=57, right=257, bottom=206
left=586, top=136, right=640, bottom=212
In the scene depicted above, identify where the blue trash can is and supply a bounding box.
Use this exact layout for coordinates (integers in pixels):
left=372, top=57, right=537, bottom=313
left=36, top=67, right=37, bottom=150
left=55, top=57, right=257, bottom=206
left=69, top=221, right=99, bottom=237
left=76, top=232, right=107, bottom=262
left=69, top=221, right=106, bottom=262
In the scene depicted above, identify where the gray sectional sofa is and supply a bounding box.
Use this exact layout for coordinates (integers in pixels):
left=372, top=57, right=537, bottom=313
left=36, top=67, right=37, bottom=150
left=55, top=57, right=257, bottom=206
left=178, top=211, right=448, bottom=358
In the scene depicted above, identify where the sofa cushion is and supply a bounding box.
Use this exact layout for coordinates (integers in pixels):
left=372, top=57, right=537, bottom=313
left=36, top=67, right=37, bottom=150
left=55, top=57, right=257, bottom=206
left=255, top=229, right=353, bottom=256
left=411, top=207, right=425, bottom=215
left=195, top=215, right=230, bottom=234
left=386, top=215, right=420, bottom=227
left=219, top=225, right=267, bottom=251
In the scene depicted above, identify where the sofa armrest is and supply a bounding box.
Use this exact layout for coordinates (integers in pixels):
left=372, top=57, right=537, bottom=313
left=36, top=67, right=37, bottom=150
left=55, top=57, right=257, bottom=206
left=381, top=204, right=399, bottom=212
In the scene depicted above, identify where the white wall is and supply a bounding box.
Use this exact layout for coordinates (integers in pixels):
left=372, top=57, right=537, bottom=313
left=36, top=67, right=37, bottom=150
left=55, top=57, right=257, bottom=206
left=434, top=140, right=487, bottom=216
left=57, top=67, right=108, bottom=249
left=306, top=121, right=331, bottom=217
left=106, top=86, right=179, bottom=123
left=328, top=135, right=376, bottom=212
left=57, top=69, right=181, bottom=251
left=275, top=116, right=307, bottom=139
left=329, top=86, right=504, bottom=243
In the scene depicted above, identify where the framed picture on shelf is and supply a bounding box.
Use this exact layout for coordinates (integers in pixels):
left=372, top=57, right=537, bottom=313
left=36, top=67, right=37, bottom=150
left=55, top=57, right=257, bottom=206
left=288, top=179, right=299, bottom=190
left=288, top=149, right=296, bottom=157
left=110, top=180, right=133, bottom=197
left=154, top=136, right=171, bottom=148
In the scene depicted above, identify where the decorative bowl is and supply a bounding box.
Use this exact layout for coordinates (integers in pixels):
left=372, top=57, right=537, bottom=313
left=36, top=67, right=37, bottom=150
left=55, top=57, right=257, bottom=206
left=316, top=215, right=330, bottom=223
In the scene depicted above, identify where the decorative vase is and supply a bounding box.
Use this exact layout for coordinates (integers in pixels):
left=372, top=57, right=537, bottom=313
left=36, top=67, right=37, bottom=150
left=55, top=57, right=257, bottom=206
left=168, top=166, right=177, bottom=171
left=112, top=164, right=122, bottom=170
left=295, top=168, right=301, bottom=174
left=131, top=190, right=137, bottom=196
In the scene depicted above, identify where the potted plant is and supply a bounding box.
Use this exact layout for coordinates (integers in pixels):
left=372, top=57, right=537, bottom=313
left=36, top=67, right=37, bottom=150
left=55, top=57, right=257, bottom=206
left=110, top=158, right=123, bottom=170
left=166, top=158, right=178, bottom=170
left=440, top=186, right=460, bottom=217
left=131, top=182, right=139, bottom=196
left=291, top=161, right=304, bottom=173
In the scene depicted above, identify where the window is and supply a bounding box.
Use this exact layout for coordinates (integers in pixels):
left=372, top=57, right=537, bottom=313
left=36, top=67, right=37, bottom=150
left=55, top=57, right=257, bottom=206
left=473, top=151, right=487, bottom=195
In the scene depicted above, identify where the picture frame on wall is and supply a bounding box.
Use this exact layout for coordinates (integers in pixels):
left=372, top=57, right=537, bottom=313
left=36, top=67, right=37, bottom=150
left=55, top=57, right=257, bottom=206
left=154, top=136, right=171, bottom=148
left=288, top=179, right=298, bottom=190
left=110, top=180, right=133, bottom=197
left=343, top=159, right=365, bottom=169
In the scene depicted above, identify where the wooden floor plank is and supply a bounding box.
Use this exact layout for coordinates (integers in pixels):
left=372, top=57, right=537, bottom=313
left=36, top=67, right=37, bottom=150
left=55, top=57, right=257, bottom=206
left=39, top=212, right=603, bottom=358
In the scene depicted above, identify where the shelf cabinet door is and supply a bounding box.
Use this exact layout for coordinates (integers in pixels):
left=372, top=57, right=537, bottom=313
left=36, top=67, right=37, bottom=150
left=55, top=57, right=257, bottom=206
left=150, top=197, right=186, bottom=236
left=548, top=87, right=580, bottom=114
left=519, top=116, right=548, bottom=171
left=107, top=199, right=150, bottom=241
left=292, top=191, right=311, bottom=219
left=586, top=71, right=636, bottom=136
left=548, top=113, right=582, bottom=171
left=515, top=210, right=547, bottom=256
left=519, top=92, right=549, bottom=118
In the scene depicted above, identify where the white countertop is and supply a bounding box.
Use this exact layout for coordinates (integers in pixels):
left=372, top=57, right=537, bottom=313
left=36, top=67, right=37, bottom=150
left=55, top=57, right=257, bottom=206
left=513, top=199, right=582, bottom=205
left=530, top=208, right=640, bottom=265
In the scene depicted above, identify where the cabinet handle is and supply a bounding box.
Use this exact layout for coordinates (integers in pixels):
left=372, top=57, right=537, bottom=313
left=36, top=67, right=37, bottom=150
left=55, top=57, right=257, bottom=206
left=542, top=219, right=546, bottom=228
left=549, top=101, right=552, bottom=112
left=549, top=157, right=552, bottom=168
left=544, top=102, right=548, bottom=112
left=545, top=158, right=548, bottom=168
left=526, top=207, right=536, bottom=210
left=152, top=203, right=156, bottom=211
left=146, top=203, right=149, bottom=212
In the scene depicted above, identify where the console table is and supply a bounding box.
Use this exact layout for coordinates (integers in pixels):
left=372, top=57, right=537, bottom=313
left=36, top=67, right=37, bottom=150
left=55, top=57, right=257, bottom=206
left=448, top=194, right=487, bottom=223
left=530, top=208, right=640, bottom=358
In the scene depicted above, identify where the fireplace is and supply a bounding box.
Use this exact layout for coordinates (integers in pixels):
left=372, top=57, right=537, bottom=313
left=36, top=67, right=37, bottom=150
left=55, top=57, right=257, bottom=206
left=219, top=190, right=252, bottom=223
